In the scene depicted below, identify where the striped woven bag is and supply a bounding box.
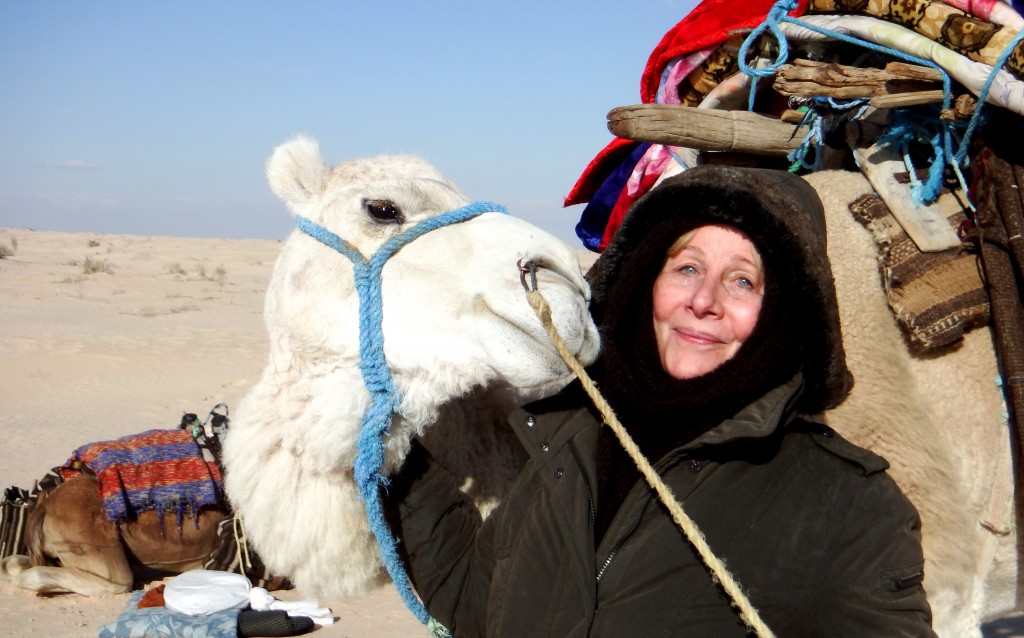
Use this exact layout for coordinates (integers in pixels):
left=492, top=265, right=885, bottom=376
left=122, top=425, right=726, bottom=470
left=0, top=486, right=32, bottom=559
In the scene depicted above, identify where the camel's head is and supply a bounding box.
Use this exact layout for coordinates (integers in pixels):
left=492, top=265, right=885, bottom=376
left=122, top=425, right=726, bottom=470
left=263, top=135, right=600, bottom=436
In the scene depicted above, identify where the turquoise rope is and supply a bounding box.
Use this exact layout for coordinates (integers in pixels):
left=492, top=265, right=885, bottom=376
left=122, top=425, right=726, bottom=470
left=738, top=0, right=959, bottom=203
left=737, top=0, right=797, bottom=112
left=739, top=0, right=1024, bottom=207
left=296, top=201, right=508, bottom=637
left=952, top=27, right=1024, bottom=167
left=787, top=97, right=870, bottom=172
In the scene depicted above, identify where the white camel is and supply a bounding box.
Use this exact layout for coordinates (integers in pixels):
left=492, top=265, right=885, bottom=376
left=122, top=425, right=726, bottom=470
left=221, top=136, right=601, bottom=601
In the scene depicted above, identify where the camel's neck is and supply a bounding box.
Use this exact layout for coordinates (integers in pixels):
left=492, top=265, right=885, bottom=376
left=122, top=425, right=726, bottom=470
left=234, top=360, right=372, bottom=474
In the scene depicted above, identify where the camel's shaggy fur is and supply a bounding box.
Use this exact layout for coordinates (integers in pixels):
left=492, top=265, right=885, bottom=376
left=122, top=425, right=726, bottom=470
left=221, top=136, right=601, bottom=599
left=807, top=170, right=1012, bottom=637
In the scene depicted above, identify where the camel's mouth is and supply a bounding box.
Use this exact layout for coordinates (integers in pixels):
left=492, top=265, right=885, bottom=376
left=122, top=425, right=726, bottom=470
left=479, top=266, right=595, bottom=365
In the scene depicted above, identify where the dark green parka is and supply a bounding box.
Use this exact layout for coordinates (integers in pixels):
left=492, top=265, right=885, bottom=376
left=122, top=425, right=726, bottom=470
left=387, top=166, right=935, bottom=637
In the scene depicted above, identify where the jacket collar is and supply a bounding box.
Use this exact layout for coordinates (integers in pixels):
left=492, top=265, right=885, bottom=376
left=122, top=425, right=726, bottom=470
left=512, top=373, right=805, bottom=463
left=680, top=373, right=805, bottom=451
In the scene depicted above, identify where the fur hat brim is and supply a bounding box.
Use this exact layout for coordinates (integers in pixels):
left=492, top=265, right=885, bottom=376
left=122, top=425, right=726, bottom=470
left=586, top=165, right=853, bottom=413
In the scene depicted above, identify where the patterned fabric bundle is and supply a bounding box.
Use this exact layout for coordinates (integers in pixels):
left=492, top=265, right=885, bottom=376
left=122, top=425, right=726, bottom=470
left=808, top=0, right=1024, bottom=78
left=566, top=0, right=1024, bottom=250
left=98, top=590, right=240, bottom=638
left=848, top=190, right=990, bottom=351
left=62, top=429, right=224, bottom=524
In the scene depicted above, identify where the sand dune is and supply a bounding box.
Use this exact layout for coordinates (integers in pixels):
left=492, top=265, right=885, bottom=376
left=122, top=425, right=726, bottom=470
left=0, top=228, right=424, bottom=637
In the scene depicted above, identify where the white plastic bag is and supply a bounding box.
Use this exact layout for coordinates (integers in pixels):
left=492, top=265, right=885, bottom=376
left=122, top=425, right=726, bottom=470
left=163, top=570, right=252, bottom=616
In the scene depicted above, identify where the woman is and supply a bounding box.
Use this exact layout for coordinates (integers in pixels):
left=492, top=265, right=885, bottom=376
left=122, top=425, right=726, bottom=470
left=386, top=165, right=935, bottom=636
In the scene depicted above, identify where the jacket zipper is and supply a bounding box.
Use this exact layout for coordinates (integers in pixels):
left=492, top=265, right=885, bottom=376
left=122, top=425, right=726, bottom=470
left=596, top=490, right=655, bottom=583
left=595, top=452, right=692, bottom=584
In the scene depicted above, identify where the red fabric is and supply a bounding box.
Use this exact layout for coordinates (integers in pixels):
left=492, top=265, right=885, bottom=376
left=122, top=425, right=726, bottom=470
left=138, top=585, right=167, bottom=609
left=640, top=0, right=809, bottom=103
left=565, top=0, right=810, bottom=207
left=564, top=137, right=639, bottom=207
left=598, top=166, right=664, bottom=251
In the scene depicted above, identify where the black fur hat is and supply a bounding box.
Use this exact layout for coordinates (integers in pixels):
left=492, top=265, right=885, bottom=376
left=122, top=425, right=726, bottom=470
left=587, top=164, right=853, bottom=414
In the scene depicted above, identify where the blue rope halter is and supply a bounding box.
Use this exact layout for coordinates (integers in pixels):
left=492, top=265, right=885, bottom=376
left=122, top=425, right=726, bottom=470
left=295, top=201, right=509, bottom=636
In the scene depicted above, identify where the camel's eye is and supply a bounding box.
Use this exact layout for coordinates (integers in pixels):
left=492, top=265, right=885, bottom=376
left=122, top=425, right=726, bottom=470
left=364, top=199, right=404, bottom=224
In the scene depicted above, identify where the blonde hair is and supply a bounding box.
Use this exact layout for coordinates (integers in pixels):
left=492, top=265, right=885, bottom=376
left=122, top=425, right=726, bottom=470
left=665, top=225, right=764, bottom=275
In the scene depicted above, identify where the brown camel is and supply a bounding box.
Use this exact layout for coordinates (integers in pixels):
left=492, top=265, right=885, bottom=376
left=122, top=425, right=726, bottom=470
left=1, top=409, right=285, bottom=596
left=1, top=472, right=227, bottom=596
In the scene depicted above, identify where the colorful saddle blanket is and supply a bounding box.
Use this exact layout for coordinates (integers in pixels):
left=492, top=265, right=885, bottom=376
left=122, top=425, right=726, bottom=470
left=63, top=429, right=224, bottom=524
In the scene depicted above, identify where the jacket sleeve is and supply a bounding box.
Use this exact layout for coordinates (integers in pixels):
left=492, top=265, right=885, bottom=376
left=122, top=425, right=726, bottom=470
left=384, top=439, right=500, bottom=637
left=818, top=472, right=937, bottom=637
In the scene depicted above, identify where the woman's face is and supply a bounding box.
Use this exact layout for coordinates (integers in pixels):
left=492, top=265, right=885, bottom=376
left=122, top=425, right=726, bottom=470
left=652, top=224, right=764, bottom=380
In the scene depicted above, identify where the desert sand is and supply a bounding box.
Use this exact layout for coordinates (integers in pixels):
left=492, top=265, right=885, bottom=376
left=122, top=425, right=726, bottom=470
left=0, top=228, right=426, bottom=637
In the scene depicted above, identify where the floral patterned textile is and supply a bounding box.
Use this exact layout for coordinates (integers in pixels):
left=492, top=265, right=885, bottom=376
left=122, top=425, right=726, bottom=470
left=96, top=590, right=239, bottom=638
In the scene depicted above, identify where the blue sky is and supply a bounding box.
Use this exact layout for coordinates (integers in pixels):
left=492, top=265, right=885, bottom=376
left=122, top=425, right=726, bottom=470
left=0, top=1, right=698, bottom=247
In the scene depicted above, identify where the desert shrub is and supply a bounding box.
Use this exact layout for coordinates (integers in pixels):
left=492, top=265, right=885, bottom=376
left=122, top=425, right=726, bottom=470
left=193, top=263, right=228, bottom=284
left=82, top=256, right=114, bottom=274
left=0, top=237, right=17, bottom=259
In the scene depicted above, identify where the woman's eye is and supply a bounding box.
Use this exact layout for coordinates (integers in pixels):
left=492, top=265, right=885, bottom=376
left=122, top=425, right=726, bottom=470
left=730, top=274, right=762, bottom=293
left=364, top=199, right=404, bottom=224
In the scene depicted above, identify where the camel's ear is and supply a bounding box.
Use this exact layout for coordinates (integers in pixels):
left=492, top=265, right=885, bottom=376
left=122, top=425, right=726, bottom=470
left=266, top=135, right=327, bottom=212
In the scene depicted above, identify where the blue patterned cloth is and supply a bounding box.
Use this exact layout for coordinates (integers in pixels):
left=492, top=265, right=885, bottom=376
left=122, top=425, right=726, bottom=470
left=97, top=590, right=240, bottom=638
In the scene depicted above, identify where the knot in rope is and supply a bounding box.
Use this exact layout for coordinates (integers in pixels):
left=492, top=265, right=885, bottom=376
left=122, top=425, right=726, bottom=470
left=738, top=0, right=798, bottom=110
left=875, top=108, right=950, bottom=205
left=296, top=201, right=508, bottom=636
left=786, top=97, right=871, bottom=172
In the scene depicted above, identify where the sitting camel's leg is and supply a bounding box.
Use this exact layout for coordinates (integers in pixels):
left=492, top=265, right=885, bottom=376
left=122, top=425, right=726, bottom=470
left=11, top=475, right=132, bottom=595
left=0, top=555, right=31, bottom=577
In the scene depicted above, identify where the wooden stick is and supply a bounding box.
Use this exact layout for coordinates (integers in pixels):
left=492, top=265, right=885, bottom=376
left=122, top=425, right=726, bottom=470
left=846, top=120, right=961, bottom=252
left=607, top=104, right=807, bottom=156
left=786, top=59, right=943, bottom=82
left=870, top=90, right=945, bottom=108
left=775, top=59, right=942, bottom=100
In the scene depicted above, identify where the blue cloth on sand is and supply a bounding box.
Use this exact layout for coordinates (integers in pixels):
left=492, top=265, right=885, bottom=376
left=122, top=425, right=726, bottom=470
left=97, top=590, right=240, bottom=638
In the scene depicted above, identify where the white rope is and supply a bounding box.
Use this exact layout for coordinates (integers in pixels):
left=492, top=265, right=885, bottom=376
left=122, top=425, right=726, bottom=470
left=525, top=288, right=776, bottom=638
left=233, top=512, right=253, bottom=572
